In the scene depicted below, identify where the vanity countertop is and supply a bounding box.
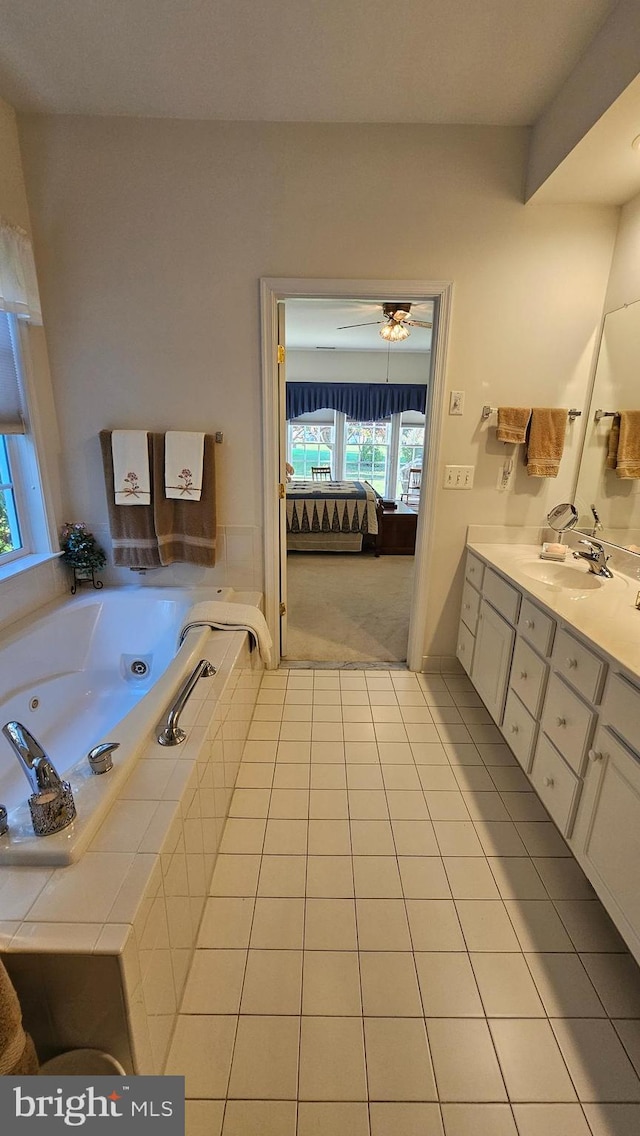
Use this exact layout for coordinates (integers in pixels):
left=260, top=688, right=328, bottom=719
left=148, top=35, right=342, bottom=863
left=467, top=541, right=640, bottom=681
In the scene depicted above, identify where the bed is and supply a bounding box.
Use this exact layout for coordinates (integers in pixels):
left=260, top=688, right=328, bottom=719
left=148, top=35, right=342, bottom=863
left=286, top=479, right=380, bottom=552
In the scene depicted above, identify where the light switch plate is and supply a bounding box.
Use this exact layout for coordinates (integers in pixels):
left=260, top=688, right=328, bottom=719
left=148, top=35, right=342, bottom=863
left=444, top=464, right=474, bottom=489
left=449, top=390, right=465, bottom=415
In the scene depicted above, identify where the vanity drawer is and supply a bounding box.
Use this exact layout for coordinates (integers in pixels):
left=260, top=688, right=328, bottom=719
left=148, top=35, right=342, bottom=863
left=483, top=567, right=521, bottom=625
left=465, top=550, right=485, bottom=590
left=509, top=636, right=549, bottom=718
left=541, top=672, right=596, bottom=775
left=552, top=628, right=606, bottom=704
left=518, top=598, right=555, bottom=657
left=456, top=619, right=475, bottom=676
left=531, top=733, right=581, bottom=838
left=502, top=688, right=538, bottom=773
left=461, top=579, right=481, bottom=633
left=601, top=672, right=640, bottom=756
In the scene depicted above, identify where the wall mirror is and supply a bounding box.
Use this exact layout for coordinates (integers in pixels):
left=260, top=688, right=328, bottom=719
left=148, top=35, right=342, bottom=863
left=574, top=298, right=640, bottom=553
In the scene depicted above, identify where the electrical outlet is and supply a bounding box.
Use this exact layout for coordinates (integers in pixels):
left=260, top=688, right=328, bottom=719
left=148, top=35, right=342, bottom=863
left=449, top=390, right=465, bottom=415
left=444, top=464, right=475, bottom=489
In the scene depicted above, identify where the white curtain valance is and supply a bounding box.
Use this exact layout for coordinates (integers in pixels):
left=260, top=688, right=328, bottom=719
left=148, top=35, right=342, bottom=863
left=0, top=217, right=42, bottom=325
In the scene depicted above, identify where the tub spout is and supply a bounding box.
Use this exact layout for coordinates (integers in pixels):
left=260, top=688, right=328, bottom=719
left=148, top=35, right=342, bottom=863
left=1, top=721, right=77, bottom=836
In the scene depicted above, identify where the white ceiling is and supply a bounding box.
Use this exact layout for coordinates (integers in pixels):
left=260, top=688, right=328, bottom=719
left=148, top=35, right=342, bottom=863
left=0, top=0, right=615, bottom=124
left=285, top=300, right=434, bottom=353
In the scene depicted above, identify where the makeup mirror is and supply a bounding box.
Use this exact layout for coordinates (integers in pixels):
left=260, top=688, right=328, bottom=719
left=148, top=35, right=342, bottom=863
left=547, top=502, right=578, bottom=541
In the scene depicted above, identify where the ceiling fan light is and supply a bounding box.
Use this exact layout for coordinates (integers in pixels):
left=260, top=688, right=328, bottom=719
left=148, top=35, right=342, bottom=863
left=380, top=321, right=410, bottom=342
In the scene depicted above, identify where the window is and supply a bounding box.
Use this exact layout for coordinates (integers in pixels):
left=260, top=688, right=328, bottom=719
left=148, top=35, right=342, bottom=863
left=288, top=421, right=335, bottom=479
left=345, top=420, right=391, bottom=496
left=0, top=435, right=23, bottom=561
left=396, top=424, right=425, bottom=498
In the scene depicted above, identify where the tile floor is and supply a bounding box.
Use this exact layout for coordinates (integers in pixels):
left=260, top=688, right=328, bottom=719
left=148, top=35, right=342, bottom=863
left=166, top=668, right=640, bottom=1136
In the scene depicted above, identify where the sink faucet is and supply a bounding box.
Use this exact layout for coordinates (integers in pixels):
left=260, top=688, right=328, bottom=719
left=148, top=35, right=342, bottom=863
left=1, top=722, right=77, bottom=836
left=573, top=538, right=613, bottom=578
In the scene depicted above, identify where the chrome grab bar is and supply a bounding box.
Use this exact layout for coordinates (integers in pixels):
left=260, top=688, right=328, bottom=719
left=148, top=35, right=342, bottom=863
left=157, top=659, right=216, bottom=746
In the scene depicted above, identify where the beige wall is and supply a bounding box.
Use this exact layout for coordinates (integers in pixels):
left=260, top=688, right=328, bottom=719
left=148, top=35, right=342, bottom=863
left=604, top=189, right=640, bottom=312
left=18, top=117, right=618, bottom=657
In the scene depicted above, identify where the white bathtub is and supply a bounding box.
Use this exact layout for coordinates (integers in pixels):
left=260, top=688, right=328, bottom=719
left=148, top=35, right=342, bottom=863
left=0, top=585, right=249, bottom=866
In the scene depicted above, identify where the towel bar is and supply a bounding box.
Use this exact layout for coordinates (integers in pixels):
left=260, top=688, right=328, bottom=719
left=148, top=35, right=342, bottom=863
left=481, top=406, right=581, bottom=423
left=594, top=409, right=617, bottom=421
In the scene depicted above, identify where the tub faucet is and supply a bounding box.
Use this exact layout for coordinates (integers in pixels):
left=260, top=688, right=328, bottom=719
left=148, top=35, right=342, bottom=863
left=573, top=539, right=613, bottom=578
left=1, top=722, right=77, bottom=836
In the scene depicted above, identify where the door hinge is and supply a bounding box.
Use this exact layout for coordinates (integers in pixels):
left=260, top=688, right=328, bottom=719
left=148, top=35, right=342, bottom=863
left=278, top=482, right=285, bottom=499
left=279, top=602, right=286, bottom=616
left=277, top=344, right=285, bottom=365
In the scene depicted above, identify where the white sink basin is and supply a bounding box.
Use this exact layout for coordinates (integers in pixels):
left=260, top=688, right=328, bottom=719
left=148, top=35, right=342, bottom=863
left=518, top=558, right=605, bottom=590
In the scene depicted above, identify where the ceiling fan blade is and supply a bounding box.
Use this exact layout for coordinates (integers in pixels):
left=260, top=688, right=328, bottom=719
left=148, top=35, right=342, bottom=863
left=406, top=320, right=432, bottom=328
left=336, top=320, right=385, bottom=329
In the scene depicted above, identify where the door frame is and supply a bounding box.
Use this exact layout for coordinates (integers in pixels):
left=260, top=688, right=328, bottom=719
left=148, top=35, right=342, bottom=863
left=260, top=277, right=453, bottom=670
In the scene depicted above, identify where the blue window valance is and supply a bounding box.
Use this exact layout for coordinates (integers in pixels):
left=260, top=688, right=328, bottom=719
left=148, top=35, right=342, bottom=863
left=286, top=382, right=427, bottom=421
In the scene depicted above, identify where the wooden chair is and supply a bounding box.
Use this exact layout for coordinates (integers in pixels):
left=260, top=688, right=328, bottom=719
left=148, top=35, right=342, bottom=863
left=311, top=466, right=332, bottom=480
left=401, top=467, right=422, bottom=504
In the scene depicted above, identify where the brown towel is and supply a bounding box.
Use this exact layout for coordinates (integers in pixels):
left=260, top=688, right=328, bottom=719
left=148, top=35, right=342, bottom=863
left=526, top=408, right=568, bottom=478
left=0, top=959, right=39, bottom=1075
left=606, top=415, right=621, bottom=470
left=153, top=432, right=216, bottom=566
left=100, top=431, right=162, bottom=567
left=615, top=410, right=640, bottom=479
left=496, top=407, right=531, bottom=444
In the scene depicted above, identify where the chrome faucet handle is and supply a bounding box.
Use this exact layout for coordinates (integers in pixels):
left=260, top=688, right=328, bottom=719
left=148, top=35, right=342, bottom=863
left=2, top=721, right=77, bottom=837
left=87, top=742, right=119, bottom=775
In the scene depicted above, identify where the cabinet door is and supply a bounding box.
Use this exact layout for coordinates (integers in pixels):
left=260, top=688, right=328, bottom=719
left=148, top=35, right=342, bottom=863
left=573, top=727, right=640, bottom=962
left=471, top=599, right=515, bottom=726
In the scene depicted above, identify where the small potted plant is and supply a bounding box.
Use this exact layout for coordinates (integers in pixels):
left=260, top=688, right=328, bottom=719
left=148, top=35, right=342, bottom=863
left=60, top=522, right=106, bottom=593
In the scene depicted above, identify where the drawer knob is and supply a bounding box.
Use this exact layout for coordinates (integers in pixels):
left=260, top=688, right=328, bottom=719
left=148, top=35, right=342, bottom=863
left=510, top=724, right=519, bottom=734
left=543, top=776, right=554, bottom=788
left=556, top=716, right=567, bottom=728
left=567, top=657, right=578, bottom=669
left=520, top=671, right=528, bottom=680
left=588, top=749, right=603, bottom=763
left=524, top=619, right=534, bottom=629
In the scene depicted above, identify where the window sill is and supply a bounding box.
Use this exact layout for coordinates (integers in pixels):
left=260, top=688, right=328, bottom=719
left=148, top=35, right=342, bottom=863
left=0, top=551, right=63, bottom=585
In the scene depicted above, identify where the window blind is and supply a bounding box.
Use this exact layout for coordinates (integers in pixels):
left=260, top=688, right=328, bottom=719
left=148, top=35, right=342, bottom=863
left=0, top=311, right=25, bottom=433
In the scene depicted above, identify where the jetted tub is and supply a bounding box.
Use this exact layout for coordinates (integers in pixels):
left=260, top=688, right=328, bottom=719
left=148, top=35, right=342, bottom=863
left=0, top=585, right=251, bottom=866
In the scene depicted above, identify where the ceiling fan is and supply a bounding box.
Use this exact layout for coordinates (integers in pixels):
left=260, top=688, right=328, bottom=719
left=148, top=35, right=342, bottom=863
left=337, top=302, right=432, bottom=342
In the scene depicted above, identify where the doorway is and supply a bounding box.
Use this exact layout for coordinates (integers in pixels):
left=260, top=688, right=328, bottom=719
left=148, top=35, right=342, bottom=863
left=260, top=278, right=453, bottom=670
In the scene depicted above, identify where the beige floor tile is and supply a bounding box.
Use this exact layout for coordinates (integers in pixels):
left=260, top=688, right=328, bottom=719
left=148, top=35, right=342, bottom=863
left=415, top=952, right=484, bottom=1017
left=375, top=723, right=410, bottom=743
left=442, top=742, right=483, bottom=767
left=398, top=857, right=451, bottom=899
left=504, top=900, right=575, bottom=951
left=473, top=821, right=527, bottom=857
left=353, top=856, right=403, bottom=898
left=378, top=742, right=414, bottom=764
left=240, top=948, right=302, bottom=1014
left=382, top=765, right=422, bottom=790
left=555, top=901, right=628, bottom=952
left=365, top=1017, right=437, bottom=1101
left=222, top=1101, right=296, bottom=1136
left=299, top=1017, right=368, bottom=1100
left=583, top=1103, right=640, bottom=1136
left=219, top=818, right=266, bottom=854
left=501, top=792, right=550, bottom=823
left=443, top=857, right=501, bottom=900
left=242, top=740, right=279, bottom=761
left=525, top=953, right=606, bottom=1017
left=550, top=1018, right=640, bottom=1101
left=227, top=1015, right=299, bottom=1099
left=235, top=763, right=275, bottom=789
left=406, top=724, right=441, bottom=744
left=229, top=788, right=271, bottom=818
left=455, top=900, right=521, bottom=951
left=477, top=742, right=516, bottom=765
left=181, top=949, right=246, bottom=1014
left=360, top=952, right=423, bottom=1016
left=427, top=1018, right=507, bottom=1101
left=306, top=855, right=354, bottom=897
left=580, top=954, right=640, bottom=1017
left=348, top=790, right=390, bottom=820
left=372, top=705, right=403, bottom=722
left=411, top=743, right=450, bottom=765
left=278, top=722, right=312, bottom=742
left=311, top=741, right=345, bottom=762
left=185, top=1100, right=225, bottom=1136
left=311, top=763, right=347, bottom=789
left=489, top=766, right=531, bottom=792
left=263, top=819, right=308, bottom=855
left=273, top=763, right=310, bottom=788
left=312, top=723, right=344, bottom=742
left=302, top=950, right=362, bottom=1015
left=297, top=1102, right=370, bottom=1136
left=305, top=898, right=358, bottom=950
left=165, top=1014, right=235, bottom=1097
left=313, top=704, right=344, bottom=722
left=386, top=790, right=430, bottom=820
left=451, top=766, right=495, bottom=792
left=348, top=765, right=385, bottom=790
left=307, top=819, right=351, bottom=855
left=198, top=897, right=254, bottom=948
left=462, top=792, right=511, bottom=822
left=613, top=1020, right=640, bottom=1076
left=433, top=821, right=484, bottom=856
left=531, top=857, right=594, bottom=900
left=309, top=789, right=349, bottom=819
left=417, top=766, right=459, bottom=791
left=258, top=855, right=307, bottom=897
left=345, top=742, right=380, bottom=763
left=487, top=856, right=548, bottom=899
left=471, top=952, right=545, bottom=1016
left=356, top=898, right=412, bottom=950
left=342, top=713, right=375, bottom=731
left=253, top=705, right=285, bottom=721
left=425, top=792, right=471, bottom=822
left=511, top=1104, right=592, bottom=1136
left=350, top=820, right=396, bottom=855
left=250, top=897, right=305, bottom=948
left=269, top=788, right=309, bottom=819
left=515, top=822, right=571, bottom=857
left=406, top=900, right=466, bottom=951
left=370, top=1102, right=444, bottom=1135
left=489, top=1018, right=577, bottom=1102
left=441, top=1103, right=517, bottom=1136
left=392, top=820, right=440, bottom=856
left=209, top=854, right=261, bottom=897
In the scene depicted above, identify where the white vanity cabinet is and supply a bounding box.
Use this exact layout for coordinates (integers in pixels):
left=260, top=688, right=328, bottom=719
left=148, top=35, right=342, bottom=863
left=456, top=552, right=485, bottom=676
left=466, top=566, right=520, bottom=726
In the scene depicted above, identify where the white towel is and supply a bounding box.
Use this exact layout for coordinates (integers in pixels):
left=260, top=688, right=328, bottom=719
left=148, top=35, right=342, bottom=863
left=181, top=601, right=273, bottom=667
left=111, top=430, right=151, bottom=505
left=165, top=432, right=205, bottom=500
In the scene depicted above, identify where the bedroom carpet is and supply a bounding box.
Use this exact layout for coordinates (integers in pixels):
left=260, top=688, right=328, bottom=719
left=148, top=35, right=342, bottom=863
left=285, top=552, right=415, bottom=663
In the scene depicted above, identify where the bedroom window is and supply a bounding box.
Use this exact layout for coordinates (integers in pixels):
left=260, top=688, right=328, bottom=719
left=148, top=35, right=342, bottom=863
left=396, top=424, right=425, bottom=498
left=345, top=420, right=391, bottom=496
left=289, top=421, right=335, bottom=479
